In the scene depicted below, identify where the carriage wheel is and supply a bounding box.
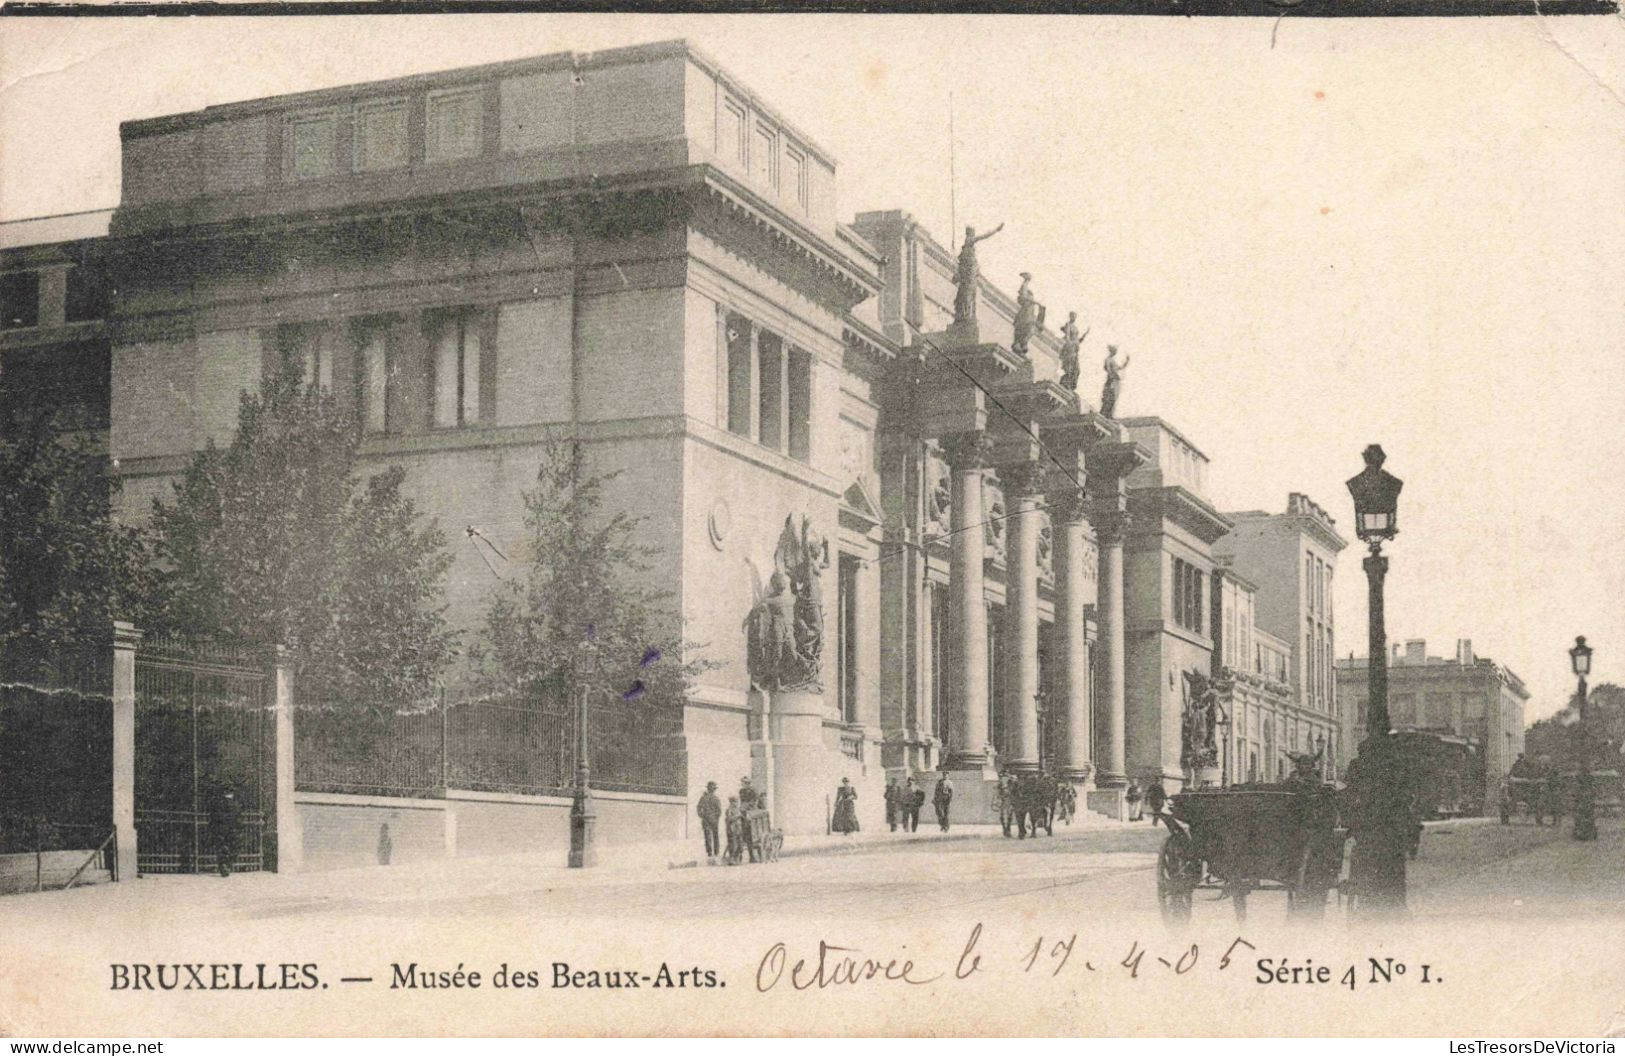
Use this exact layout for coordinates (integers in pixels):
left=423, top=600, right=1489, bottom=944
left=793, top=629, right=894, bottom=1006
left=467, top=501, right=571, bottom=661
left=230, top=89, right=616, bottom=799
left=1157, top=836, right=1195, bottom=924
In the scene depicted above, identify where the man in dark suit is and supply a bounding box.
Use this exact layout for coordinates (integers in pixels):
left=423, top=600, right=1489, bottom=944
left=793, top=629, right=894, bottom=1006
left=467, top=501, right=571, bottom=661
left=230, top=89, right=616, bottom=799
left=697, top=781, right=722, bottom=861
left=933, top=774, right=954, bottom=832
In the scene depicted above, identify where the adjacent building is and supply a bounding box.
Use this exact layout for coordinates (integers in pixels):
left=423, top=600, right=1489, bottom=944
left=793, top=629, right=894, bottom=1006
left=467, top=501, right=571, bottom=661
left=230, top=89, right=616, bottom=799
left=1336, top=639, right=1529, bottom=806
left=1212, top=492, right=1348, bottom=780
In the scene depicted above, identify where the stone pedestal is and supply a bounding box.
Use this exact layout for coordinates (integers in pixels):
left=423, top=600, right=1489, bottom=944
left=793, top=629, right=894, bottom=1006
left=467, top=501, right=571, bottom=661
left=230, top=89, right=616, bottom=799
left=938, top=767, right=1000, bottom=826
left=763, top=687, right=830, bottom=836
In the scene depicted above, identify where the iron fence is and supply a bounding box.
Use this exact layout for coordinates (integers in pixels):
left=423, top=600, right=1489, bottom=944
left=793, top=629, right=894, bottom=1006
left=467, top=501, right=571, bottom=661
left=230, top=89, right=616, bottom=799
left=133, top=635, right=274, bottom=875
left=0, top=645, right=113, bottom=855
left=294, top=682, right=685, bottom=800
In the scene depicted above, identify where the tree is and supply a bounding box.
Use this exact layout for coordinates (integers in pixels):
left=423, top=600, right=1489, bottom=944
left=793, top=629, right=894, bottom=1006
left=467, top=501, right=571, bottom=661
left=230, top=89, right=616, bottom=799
left=474, top=440, right=707, bottom=780
left=1525, top=683, right=1625, bottom=772
left=0, top=393, right=153, bottom=679
left=151, top=356, right=455, bottom=709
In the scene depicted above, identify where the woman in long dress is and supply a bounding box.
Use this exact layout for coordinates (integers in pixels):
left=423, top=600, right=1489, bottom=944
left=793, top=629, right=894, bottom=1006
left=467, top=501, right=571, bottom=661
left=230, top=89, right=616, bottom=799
left=832, top=777, right=860, bottom=835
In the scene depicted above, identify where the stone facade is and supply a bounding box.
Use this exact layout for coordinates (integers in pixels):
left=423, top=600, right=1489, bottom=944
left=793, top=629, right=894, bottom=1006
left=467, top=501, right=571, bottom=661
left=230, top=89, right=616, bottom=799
left=0, top=39, right=1354, bottom=856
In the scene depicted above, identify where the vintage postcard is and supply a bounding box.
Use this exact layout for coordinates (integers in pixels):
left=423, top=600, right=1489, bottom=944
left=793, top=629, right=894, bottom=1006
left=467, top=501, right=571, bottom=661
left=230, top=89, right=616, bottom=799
left=0, top=8, right=1622, bottom=1039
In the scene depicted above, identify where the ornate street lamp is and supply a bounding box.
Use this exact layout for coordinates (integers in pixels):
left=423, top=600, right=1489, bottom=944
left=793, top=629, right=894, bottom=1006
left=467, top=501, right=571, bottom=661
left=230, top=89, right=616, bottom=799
left=1345, top=444, right=1408, bottom=918
left=1570, top=636, right=1597, bottom=842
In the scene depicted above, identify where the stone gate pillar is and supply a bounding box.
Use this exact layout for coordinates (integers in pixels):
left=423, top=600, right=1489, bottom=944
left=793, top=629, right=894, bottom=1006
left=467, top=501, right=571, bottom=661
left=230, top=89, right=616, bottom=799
left=111, top=621, right=141, bottom=882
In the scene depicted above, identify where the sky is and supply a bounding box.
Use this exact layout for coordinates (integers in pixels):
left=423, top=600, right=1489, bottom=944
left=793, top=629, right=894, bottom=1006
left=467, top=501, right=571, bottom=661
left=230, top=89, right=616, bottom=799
left=2, top=13, right=1621, bottom=720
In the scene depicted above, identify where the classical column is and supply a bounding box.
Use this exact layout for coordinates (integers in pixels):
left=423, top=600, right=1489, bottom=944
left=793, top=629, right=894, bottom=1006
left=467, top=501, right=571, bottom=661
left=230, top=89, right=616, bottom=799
left=1093, top=507, right=1129, bottom=787
left=111, top=621, right=142, bottom=882
left=942, top=431, right=993, bottom=769
left=998, top=459, right=1044, bottom=772
left=1050, top=487, right=1093, bottom=782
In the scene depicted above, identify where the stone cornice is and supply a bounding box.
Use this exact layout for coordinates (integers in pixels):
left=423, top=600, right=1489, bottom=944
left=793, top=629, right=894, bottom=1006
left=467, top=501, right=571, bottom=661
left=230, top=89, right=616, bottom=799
left=1129, top=485, right=1234, bottom=545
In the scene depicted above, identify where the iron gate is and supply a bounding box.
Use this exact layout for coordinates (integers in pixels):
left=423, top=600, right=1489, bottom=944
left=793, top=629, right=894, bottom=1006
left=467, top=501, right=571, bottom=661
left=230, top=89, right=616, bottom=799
left=133, top=637, right=274, bottom=874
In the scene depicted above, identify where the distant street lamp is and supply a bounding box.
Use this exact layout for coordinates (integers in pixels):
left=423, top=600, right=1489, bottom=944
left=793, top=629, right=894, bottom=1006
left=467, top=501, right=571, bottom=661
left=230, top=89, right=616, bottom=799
left=569, top=630, right=601, bottom=869
left=1345, top=444, right=1408, bottom=918
left=1570, top=636, right=1597, bottom=843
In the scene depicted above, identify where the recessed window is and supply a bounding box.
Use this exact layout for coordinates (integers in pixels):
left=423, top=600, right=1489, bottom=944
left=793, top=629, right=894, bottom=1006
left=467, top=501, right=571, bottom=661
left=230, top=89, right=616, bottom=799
left=429, top=309, right=492, bottom=428
left=426, top=89, right=484, bottom=164
left=784, top=147, right=806, bottom=211
left=752, top=125, right=776, bottom=188
left=720, top=101, right=747, bottom=167
left=355, top=322, right=392, bottom=435
left=1, top=271, right=40, bottom=330
left=271, top=322, right=334, bottom=393
left=355, top=99, right=409, bottom=173
left=288, top=112, right=340, bottom=181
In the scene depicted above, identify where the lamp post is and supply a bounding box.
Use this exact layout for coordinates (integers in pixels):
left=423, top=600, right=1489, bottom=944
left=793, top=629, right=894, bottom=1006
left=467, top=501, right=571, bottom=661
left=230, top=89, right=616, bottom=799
left=568, top=631, right=600, bottom=869
left=1345, top=444, right=1408, bottom=917
left=1570, top=636, right=1596, bottom=843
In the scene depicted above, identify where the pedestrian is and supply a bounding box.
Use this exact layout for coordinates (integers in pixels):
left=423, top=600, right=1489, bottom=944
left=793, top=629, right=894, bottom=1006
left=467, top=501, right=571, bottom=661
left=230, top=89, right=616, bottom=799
left=1145, top=779, right=1167, bottom=819
left=884, top=779, right=900, bottom=832
left=724, top=795, right=745, bottom=865
left=933, top=774, right=954, bottom=832
left=832, top=777, right=860, bottom=835
left=997, top=772, right=1016, bottom=838
left=739, top=776, right=759, bottom=812
left=1125, top=779, right=1143, bottom=821
left=697, top=781, right=722, bottom=862
left=207, top=783, right=241, bottom=878
left=904, top=777, right=924, bottom=832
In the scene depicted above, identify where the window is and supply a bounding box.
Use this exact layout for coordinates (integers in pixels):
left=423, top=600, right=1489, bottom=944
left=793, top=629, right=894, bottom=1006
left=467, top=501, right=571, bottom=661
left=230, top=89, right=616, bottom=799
left=1305, top=554, right=1314, bottom=612
left=289, top=112, right=340, bottom=180
left=270, top=322, right=335, bottom=392
left=758, top=330, right=784, bottom=451
left=722, top=309, right=812, bottom=463
left=838, top=554, right=859, bottom=724
left=1306, top=619, right=1316, bottom=703
left=1, top=271, right=40, bottom=330
left=930, top=584, right=948, bottom=745
left=426, top=89, right=484, bottom=163
left=788, top=348, right=811, bottom=463
left=1172, top=557, right=1205, bottom=634
left=428, top=309, right=493, bottom=427
left=354, top=320, right=392, bottom=435
left=65, top=266, right=109, bottom=322
left=725, top=312, right=752, bottom=437
left=355, top=98, right=409, bottom=173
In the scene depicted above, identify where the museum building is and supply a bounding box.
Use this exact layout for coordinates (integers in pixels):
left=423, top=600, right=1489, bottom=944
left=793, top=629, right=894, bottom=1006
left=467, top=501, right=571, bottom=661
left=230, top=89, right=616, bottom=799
left=0, top=40, right=1353, bottom=865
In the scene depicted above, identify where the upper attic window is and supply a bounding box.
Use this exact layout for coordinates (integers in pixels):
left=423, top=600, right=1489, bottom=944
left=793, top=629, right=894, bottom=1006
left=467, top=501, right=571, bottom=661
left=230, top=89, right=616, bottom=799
left=0, top=271, right=40, bottom=330
left=720, top=100, right=746, bottom=168
left=752, top=125, right=777, bottom=189
left=355, top=98, right=409, bottom=173
left=784, top=147, right=807, bottom=212
left=289, top=111, right=340, bottom=180
left=426, top=88, right=483, bottom=164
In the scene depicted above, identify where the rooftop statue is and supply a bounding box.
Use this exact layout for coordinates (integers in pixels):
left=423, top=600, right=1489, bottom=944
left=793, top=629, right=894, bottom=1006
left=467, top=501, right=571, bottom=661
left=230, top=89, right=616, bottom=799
left=1011, top=272, right=1045, bottom=357
left=952, top=223, right=1004, bottom=331
left=1100, top=344, right=1130, bottom=419
left=1057, top=311, right=1089, bottom=393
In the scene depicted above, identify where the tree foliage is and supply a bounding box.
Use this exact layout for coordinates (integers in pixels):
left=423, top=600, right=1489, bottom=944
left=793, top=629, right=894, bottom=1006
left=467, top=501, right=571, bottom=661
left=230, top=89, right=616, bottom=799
left=150, top=357, right=456, bottom=709
left=474, top=440, right=706, bottom=712
left=1525, top=682, right=1625, bottom=772
left=0, top=396, right=153, bottom=679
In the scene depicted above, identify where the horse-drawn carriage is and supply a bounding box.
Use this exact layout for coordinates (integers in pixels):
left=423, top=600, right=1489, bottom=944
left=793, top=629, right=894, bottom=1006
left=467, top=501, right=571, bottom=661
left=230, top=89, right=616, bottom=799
left=1499, top=775, right=1561, bottom=825
left=1154, top=782, right=1347, bottom=922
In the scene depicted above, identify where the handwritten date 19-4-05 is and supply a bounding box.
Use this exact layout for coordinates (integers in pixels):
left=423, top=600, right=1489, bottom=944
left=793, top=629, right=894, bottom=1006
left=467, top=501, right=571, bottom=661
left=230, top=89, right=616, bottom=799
left=755, top=926, right=1258, bottom=992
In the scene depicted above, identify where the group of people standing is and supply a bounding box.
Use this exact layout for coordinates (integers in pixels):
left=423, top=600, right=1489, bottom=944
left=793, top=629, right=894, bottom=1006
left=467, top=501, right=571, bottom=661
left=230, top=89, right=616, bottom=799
left=1123, top=778, right=1167, bottom=822
left=883, top=774, right=958, bottom=833
left=695, top=776, right=767, bottom=865
left=995, top=772, right=1076, bottom=839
